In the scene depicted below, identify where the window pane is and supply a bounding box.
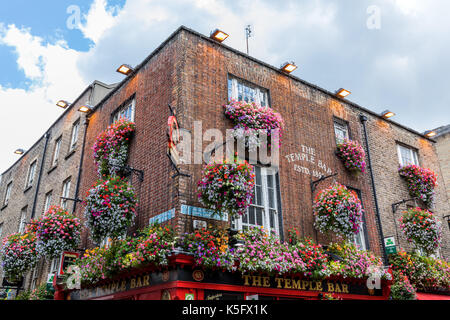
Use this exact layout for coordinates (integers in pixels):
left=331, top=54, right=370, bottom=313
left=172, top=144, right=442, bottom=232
left=248, top=206, right=255, bottom=225
left=255, top=207, right=263, bottom=226
left=228, top=77, right=269, bottom=107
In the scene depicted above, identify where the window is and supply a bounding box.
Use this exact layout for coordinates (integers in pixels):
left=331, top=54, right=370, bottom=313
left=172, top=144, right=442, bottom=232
left=44, top=191, right=53, bottom=213
left=26, top=161, right=37, bottom=188
left=334, top=118, right=350, bottom=145
left=52, top=137, right=62, bottom=166
left=69, top=121, right=80, bottom=151
left=0, top=223, right=3, bottom=239
left=397, top=144, right=419, bottom=166
left=348, top=188, right=368, bottom=251
left=49, top=257, right=60, bottom=275
left=61, top=178, right=71, bottom=210
left=112, top=99, right=135, bottom=123
left=30, top=267, right=39, bottom=290
left=19, top=207, right=28, bottom=233
left=233, top=166, right=281, bottom=236
left=4, top=181, right=12, bottom=206
left=228, top=77, right=269, bottom=107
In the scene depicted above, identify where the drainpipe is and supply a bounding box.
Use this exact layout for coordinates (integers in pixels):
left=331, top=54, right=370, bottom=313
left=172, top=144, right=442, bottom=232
left=31, top=132, right=50, bottom=219
left=359, top=114, right=388, bottom=266
left=72, top=116, right=89, bottom=214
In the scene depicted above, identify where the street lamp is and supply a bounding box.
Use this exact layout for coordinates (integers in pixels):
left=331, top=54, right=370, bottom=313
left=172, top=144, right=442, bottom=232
left=280, top=62, right=298, bottom=74
left=210, top=29, right=229, bottom=43
left=116, top=64, right=134, bottom=76
left=336, top=88, right=351, bottom=98
left=78, top=105, right=94, bottom=113
left=56, top=100, right=70, bottom=109
left=381, top=110, right=395, bottom=119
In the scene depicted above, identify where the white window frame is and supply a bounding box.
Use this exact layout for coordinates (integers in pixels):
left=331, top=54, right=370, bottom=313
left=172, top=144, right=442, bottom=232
left=30, top=267, right=39, bottom=290
left=233, top=166, right=280, bottom=236
left=61, top=178, right=71, bottom=210
left=0, top=223, right=3, bottom=239
left=69, top=121, right=80, bottom=151
left=4, top=181, right=12, bottom=206
left=26, top=160, right=37, bottom=188
left=50, top=257, right=60, bottom=275
left=44, top=191, right=53, bottom=213
left=112, top=99, right=135, bottom=123
left=397, top=144, right=419, bottom=167
left=19, top=207, right=27, bottom=233
left=52, top=137, right=62, bottom=166
left=334, top=119, right=350, bottom=145
left=348, top=188, right=367, bottom=251
left=228, top=77, right=269, bottom=107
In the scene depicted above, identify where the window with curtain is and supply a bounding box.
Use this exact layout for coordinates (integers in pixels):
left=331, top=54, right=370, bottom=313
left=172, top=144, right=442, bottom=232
left=228, top=77, right=269, bottom=107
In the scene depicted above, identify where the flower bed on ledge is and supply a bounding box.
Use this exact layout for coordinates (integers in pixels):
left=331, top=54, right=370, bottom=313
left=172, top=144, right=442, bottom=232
left=68, top=225, right=391, bottom=289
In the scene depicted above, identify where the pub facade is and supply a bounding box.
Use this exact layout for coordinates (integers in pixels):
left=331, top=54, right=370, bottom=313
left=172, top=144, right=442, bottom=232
left=1, top=26, right=449, bottom=300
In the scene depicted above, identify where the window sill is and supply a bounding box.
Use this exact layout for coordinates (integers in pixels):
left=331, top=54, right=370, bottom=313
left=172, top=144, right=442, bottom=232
left=1, top=204, right=7, bottom=211
left=48, top=165, right=58, bottom=174
left=24, top=185, right=33, bottom=194
left=65, top=148, right=77, bottom=160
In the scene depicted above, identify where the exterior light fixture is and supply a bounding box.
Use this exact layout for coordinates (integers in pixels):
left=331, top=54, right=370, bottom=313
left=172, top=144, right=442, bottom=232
left=56, top=100, right=70, bottom=109
left=78, top=105, right=94, bottom=113
left=444, top=215, right=450, bottom=230
left=280, top=62, right=297, bottom=74
left=116, top=64, right=134, bottom=76
left=424, top=130, right=437, bottom=138
left=381, top=110, right=395, bottom=119
left=14, top=149, right=25, bottom=155
left=336, top=88, right=351, bottom=98
left=210, top=29, right=229, bottom=43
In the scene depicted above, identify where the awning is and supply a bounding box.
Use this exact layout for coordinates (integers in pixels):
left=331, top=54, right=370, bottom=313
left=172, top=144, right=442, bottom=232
left=416, top=293, right=450, bottom=300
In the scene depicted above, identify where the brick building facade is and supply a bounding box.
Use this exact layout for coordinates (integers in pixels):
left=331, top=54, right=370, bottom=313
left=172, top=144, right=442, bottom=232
left=0, top=81, right=115, bottom=292
left=1, top=26, right=449, bottom=294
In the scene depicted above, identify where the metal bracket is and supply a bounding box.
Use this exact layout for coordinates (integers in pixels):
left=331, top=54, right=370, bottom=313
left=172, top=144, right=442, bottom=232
left=166, top=153, right=191, bottom=179
left=60, top=197, right=83, bottom=203
left=122, top=165, right=144, bottom=182
left=391, top=198, right=418, bottom=213
left=310, top=173, right=338, bottom=194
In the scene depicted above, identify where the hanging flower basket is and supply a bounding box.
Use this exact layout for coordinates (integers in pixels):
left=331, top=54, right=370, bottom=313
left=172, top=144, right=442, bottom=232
left=197, top=157, right=255, bottom=219
left=35, top=206, right=81, bottom=259
left=83, top=176, right=138, bottom=243
left=1, top=229, right=39, bottom=282
left=398, top=165, right=437, bottom=208
left=313, top=183, right=364, bottom=240
left=93, top=118, right=136, bottom=177
left=399, top=207, right=442, bottom=255
left=224, top=100, right=285, bottom=151
left=336, top=139, right=366, bottom=175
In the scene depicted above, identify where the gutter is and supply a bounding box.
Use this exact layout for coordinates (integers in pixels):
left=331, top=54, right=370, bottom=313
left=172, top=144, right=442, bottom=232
left=360, top=114, right=388, bottom=265
left=30, top=132, right=51, bottom=219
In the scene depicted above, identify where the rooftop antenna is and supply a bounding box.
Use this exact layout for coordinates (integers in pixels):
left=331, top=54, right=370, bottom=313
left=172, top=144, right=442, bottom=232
left=245, top=25, right=252, bottom=55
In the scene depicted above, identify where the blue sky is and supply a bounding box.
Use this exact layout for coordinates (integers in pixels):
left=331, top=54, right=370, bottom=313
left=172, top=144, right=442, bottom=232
left=1, top=0, right=449, bottom=173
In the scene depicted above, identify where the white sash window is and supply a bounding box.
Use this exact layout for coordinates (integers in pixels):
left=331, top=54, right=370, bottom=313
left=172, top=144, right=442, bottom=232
left=228, top=77, right=269, bottom=107
left=233, top=166, right=280, bottom=236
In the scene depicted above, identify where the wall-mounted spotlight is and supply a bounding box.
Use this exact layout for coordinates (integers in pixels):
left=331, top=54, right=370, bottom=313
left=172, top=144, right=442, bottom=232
left=14, top=149, right=26, bottom=155
left=78, top=105, right=94, bottom=113
left=116, top=64, right=134, bottom=76
left=56, top=100, right=70, bottom=109
left=210, top=29, right=229, bottom=43
left=336, top=88, right=351, bottom=98
left=381, top=110, right=396, bottom=119
left=280, top=62, right=298, bottom=74
left=424, top=130, right=437, bottom=138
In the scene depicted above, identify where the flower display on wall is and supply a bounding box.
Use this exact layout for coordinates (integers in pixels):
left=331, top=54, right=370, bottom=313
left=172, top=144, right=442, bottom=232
left=197, top=157, right=255, bottom=218
left=336, top=139, right=366, bottom=174
left=224, top=100, right=285, bottom=151
left=1, top=230, right=39, bottom=281
left=83, top=176, right=138, bottom=243
left=399, top=207, right=442, bottom=255
left=313, top=183, right=364, bottom=240
left=398, top=165, right=437, bottom=208
left=326, top=242, right=390, bottom=280
left=35, top=206, right=81, bottom=259
left=178, top=226, right=234, bottom=270
left=389, top=250, right=450, bottom=291
left=389, top=271, right=417, bottom=300
left=93, top=118, right=136, bottom=177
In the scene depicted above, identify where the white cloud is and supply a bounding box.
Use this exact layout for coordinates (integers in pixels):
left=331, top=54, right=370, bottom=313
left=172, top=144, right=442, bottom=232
left=79, top=0, right=120, bottom=43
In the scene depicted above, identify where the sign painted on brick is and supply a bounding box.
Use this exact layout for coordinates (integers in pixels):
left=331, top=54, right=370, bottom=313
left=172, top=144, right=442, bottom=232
left=285, top=145, right=333, bottom=178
